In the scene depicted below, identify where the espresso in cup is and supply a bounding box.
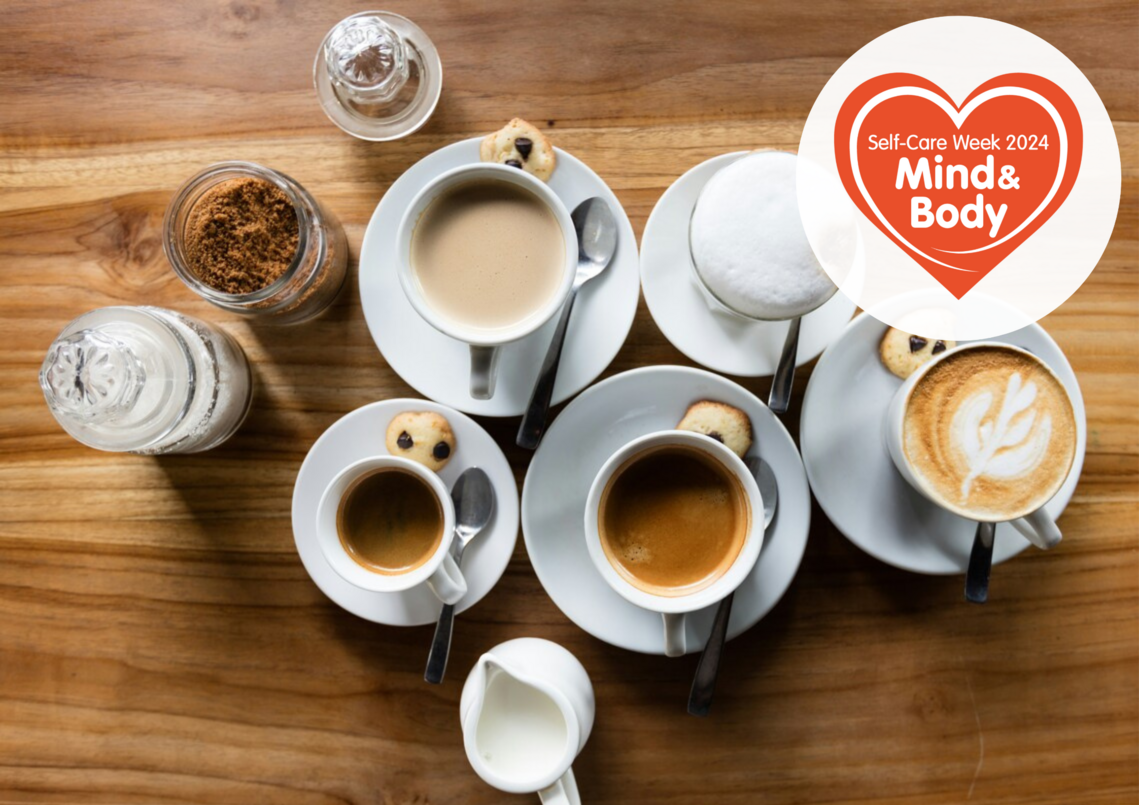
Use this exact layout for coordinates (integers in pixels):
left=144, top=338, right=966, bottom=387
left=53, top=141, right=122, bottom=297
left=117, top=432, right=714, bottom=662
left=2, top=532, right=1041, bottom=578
left=337, top=467, right=444, bottom=574
left=903, top=345, right=1077, bottom=521
left=598, top=444, right=750, bottom=597
left=411, top=179, right=566, bottom=331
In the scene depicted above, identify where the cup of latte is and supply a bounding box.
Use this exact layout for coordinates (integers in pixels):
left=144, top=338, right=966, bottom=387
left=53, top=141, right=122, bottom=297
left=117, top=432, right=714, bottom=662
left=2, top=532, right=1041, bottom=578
left=885, top=342, right=1078, bottom=548
left=584, top=430, right=765, bottom=657
left=397, top=163, right=578, bottom=400
left=316, top=455, right=467, bottom=603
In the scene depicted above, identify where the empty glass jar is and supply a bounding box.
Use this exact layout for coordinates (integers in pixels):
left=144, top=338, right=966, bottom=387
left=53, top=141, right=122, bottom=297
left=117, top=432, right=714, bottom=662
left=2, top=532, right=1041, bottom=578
left=40, top=306, right=253, bottom=454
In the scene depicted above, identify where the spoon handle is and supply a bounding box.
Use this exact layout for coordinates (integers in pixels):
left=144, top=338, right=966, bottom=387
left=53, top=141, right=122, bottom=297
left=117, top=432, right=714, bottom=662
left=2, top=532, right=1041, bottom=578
left=767, top=316, right=801, bottom=415
left=687, top=592, right=734, bottom=717
left=517, top=285, right=581, bottom=450
left=424, top=540, right=468, bottom=684
left=965, top=521, right=996, bottom=604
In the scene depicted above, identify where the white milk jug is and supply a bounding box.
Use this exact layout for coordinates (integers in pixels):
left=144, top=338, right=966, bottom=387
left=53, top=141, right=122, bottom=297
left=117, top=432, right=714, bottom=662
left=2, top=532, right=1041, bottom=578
left=460, top=638, right=595, bottom=804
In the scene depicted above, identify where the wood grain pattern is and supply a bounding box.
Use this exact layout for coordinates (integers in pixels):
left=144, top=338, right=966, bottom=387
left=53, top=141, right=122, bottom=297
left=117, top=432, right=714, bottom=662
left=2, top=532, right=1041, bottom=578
left=1, top=1, right=1136, bottom=803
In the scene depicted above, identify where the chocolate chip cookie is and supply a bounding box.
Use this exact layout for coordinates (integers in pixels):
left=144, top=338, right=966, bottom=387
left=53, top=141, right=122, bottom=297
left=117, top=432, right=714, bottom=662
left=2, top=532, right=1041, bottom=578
left=676, top=400, right=754, bottom=458
left=879, top=327, right=956, bottom=379
left=479, top=118, right=556, bottom=181
left=385, top=411, right=456, bottom=472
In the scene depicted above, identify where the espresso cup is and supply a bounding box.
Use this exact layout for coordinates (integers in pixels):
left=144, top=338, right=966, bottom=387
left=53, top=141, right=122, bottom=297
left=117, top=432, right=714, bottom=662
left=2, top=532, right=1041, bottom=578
left=397, top=163, right=578, bottom=400
left=885, top=342, right=1078, bottom=549
left=584, top=430, right=764, bottom=657
left=316, top=455, right=467, bottom=604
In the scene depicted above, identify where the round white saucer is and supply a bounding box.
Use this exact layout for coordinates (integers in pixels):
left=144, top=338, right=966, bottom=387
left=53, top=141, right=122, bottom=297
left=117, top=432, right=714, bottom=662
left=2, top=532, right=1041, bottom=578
left=359, top=138, right=640, bottom=417
left=291, top=399, right=519, bottom=626
left=800, top=313, right=1087, bottom=575
left=640, top=151, right=857, bottom=377
left=521, top=366, right=811, bottom=655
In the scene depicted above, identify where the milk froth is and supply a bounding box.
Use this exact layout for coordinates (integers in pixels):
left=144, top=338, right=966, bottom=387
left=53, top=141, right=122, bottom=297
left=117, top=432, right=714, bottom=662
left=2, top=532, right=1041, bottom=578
left=690, top=151, right=840, bottom=320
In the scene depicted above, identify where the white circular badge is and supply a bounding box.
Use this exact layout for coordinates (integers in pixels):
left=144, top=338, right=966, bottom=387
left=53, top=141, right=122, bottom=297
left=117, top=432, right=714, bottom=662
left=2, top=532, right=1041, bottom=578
left=798, top=16, right=1121, bottom=340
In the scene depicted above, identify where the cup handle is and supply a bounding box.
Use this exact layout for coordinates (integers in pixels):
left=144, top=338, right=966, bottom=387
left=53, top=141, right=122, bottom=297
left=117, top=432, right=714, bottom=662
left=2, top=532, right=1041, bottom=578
left=1009, top=507, right=1063, bottom=550
left=470, top=345, right=500, bottom=400
left=663, top=612, right=687, bottom=658
left=425, top=551, right=467, bottom=605
left=538, top=768, right=581, bottom=805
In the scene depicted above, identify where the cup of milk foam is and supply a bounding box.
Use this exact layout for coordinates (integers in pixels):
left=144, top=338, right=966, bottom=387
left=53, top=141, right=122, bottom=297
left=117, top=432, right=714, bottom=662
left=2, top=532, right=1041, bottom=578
left=688, top=150, right=854, bottom=321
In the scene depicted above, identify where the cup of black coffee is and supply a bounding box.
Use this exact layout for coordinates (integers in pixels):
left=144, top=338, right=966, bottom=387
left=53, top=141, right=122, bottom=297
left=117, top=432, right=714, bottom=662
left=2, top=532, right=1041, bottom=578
left=583, top=430, right=765, bottom=657
left=316, top=456, right=466, bottom=603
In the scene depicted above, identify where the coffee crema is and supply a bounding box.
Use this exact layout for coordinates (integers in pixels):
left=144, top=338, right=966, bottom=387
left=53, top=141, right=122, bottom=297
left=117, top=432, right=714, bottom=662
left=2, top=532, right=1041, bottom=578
left=903, top=346, right=1076, bottom=520
left=336, top=468, right=444, bottom=575
left=411, top=180, right=565, bottom=331
left=598, top=445, right=749, bottom=597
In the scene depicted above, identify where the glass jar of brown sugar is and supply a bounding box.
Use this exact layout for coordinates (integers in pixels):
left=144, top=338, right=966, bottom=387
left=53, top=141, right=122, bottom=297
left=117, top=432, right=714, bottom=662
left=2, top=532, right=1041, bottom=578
left=163, top=161, right=348, bottom=324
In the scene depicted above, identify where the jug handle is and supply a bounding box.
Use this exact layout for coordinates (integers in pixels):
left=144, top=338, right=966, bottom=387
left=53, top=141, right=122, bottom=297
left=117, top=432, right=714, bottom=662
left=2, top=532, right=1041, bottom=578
left=538, top=768, right=581, bottom=805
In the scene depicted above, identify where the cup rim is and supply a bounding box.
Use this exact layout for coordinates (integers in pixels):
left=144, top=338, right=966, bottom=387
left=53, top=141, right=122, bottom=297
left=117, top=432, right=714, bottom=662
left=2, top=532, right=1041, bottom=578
left=395, top=162, right=578, bottom=347
left=316, top=455, right=456, bottom=592
left=891, top=340, right=1078, bottom=522
left=583, top=430, right=764, bottom=614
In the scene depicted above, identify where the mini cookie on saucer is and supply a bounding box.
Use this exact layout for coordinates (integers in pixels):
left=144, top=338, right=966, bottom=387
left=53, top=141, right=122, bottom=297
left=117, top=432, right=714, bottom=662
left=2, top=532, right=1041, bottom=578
left=879, top=327, right=956, bottom=379
left=677, top=400, right=753, bottom=458
left=480, top=118, right=556, bottom=181
left=386, top=411, right=456, bottom=472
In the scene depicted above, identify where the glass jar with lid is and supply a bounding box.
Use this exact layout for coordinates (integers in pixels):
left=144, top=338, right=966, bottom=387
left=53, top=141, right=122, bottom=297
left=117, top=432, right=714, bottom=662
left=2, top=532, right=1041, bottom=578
left=40, top=306, right=253, bottom=454
left=163, top=161, right=348, bottom=325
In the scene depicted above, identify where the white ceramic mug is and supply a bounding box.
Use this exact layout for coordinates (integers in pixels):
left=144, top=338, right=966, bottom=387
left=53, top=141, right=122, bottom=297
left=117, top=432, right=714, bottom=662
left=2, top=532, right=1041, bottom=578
left=397, top=163, right=578, bottom=400
left=884, top=341, right=1077, bottom=549
left=584, top=430, right=764, bottom=657
left=316, top=455, right=467, bottom=603
left=461, top=638, right=594, bottom=805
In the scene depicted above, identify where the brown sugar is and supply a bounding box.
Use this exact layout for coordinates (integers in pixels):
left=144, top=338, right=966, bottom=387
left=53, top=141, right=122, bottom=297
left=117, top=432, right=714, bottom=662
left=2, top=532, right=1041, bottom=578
left=184, top=177, right=300, bottom=295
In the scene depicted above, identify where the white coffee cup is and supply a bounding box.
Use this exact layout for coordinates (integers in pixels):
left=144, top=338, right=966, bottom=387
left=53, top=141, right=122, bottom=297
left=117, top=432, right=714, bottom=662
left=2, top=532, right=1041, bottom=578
left=584, top=430, right=764, bottom=657
left=884, top=341, right=1076, bottom=549
left=316, top=455, right=467, bottom=604
left=397, top=163, right=578, bottom=400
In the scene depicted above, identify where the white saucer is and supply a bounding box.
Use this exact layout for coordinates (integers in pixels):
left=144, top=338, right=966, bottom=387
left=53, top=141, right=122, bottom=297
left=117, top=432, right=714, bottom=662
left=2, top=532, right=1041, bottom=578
left=800, top=313, right=1087, bottom=575
left=359, top=138, right=640, bottom=417
left=640, top=151, right=858, bottom=377
left=521, top=366, right=812, bottom=655
left=291, top=399, right=519, bottom=626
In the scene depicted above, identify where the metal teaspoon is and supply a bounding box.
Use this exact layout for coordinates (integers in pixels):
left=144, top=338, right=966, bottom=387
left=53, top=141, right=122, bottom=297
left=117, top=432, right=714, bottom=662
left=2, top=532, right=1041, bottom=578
left=424, top=467, right=496, bottom=684
left=516, top=197, right=618, bottom=450
left=688, top=455, right=779, bottom=716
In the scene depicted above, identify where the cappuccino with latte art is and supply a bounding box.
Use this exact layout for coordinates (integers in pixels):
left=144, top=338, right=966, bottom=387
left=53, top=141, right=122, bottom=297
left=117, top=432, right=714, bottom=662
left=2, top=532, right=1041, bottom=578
left=902, top=346, right=1077, bottom=520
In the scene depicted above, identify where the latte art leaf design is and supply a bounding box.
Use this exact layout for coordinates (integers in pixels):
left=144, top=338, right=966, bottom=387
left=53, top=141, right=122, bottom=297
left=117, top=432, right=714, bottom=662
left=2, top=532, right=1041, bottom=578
left=953, top=372, right=1053, bottom=500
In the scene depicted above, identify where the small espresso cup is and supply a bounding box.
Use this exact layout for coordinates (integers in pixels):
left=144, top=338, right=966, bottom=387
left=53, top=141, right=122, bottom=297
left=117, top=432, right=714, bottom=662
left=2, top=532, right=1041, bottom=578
left=316, top=455, right=467, bottom=604
left=397, top=163, right=578, bottom=400
left=885, top=342, right=1077, bottom=550
left=584, top=430, right=764, bottom=657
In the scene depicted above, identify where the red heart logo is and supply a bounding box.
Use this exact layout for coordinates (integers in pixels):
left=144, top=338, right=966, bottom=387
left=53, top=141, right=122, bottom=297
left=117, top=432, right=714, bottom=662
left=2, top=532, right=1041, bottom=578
left=834, top=74, right=1083, bottom=298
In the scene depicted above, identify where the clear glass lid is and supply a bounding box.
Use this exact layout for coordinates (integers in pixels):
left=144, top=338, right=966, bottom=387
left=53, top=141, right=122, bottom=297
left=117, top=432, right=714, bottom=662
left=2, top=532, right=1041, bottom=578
left=314, top=11, right=443, bottom=142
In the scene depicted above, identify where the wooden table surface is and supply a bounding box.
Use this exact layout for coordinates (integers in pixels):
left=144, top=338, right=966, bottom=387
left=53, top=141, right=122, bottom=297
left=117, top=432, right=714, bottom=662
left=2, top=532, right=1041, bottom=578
left=1, top=2, right=1136, bottom=803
